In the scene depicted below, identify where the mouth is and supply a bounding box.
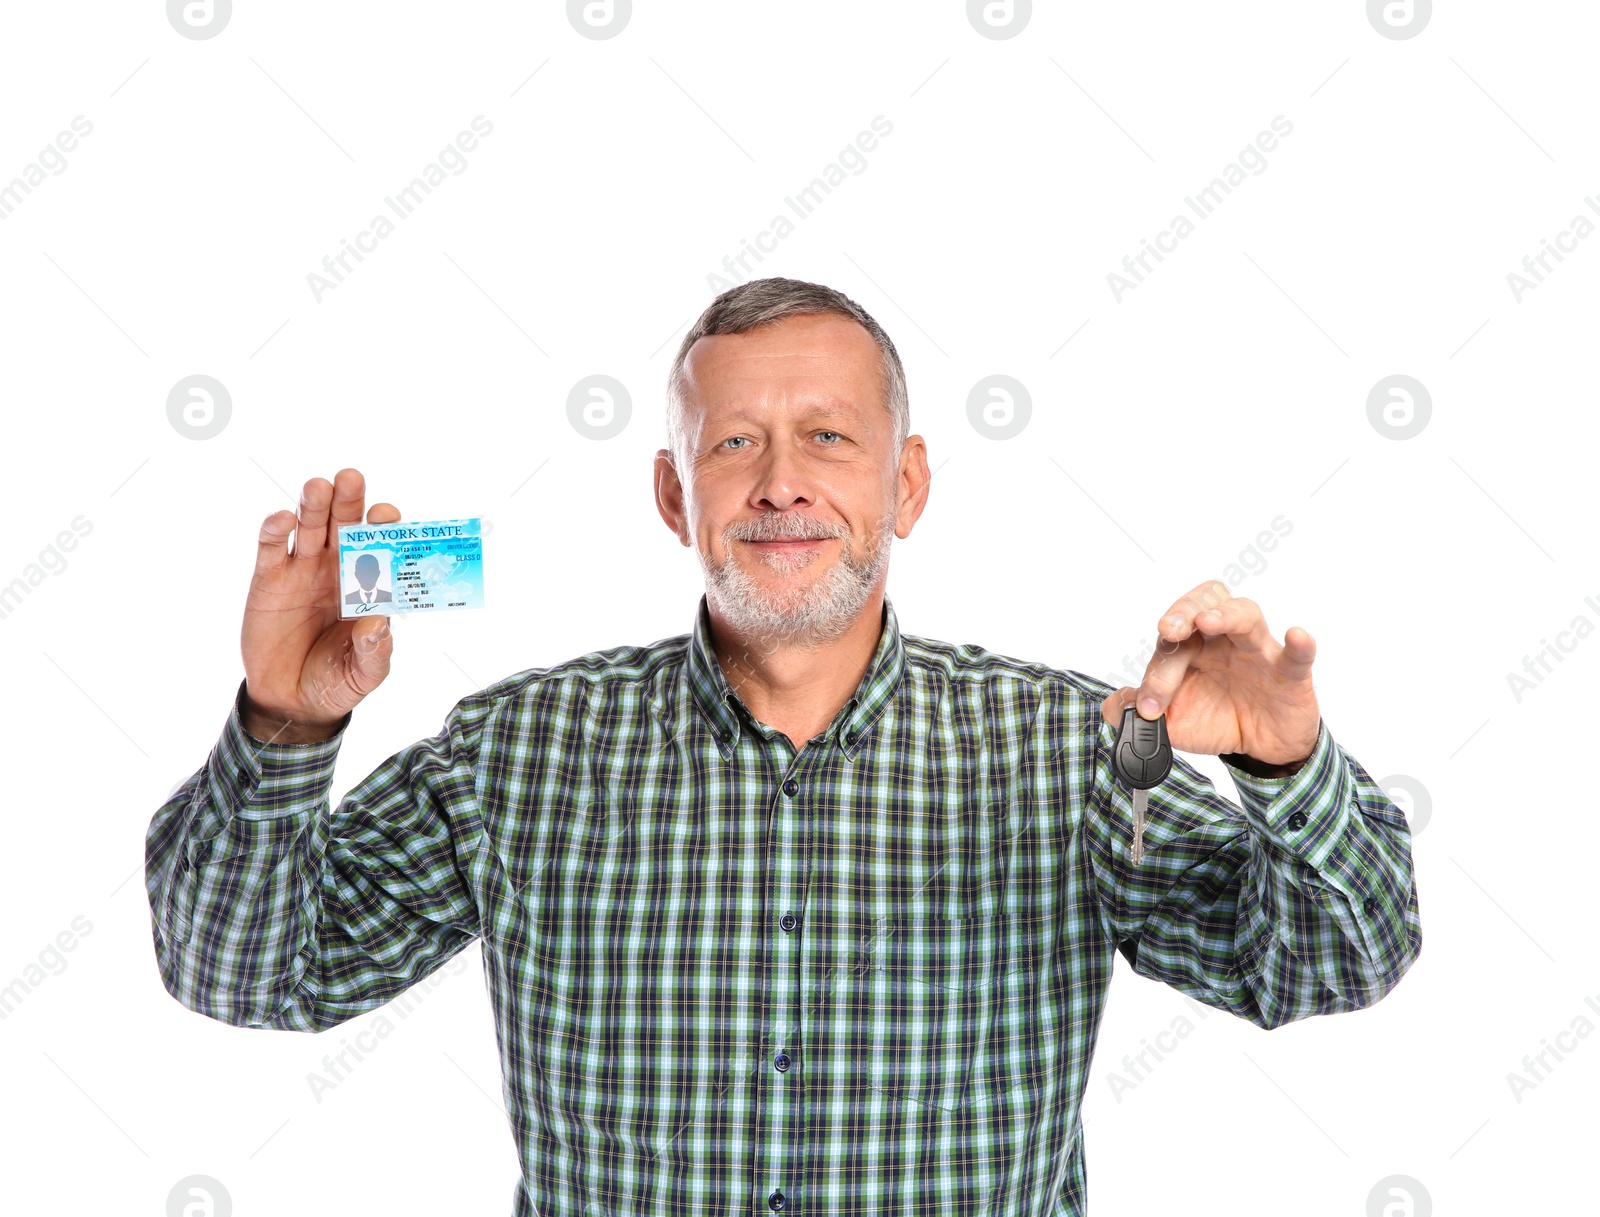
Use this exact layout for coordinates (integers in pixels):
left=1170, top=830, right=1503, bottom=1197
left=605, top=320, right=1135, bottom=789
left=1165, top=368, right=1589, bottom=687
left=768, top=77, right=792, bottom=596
left=743, top=538, right=831, bottom=550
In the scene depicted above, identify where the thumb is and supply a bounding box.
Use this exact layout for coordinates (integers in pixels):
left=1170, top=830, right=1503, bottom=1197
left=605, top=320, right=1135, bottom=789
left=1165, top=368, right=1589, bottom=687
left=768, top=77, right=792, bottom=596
left=352, top=615, right=393, bottom=677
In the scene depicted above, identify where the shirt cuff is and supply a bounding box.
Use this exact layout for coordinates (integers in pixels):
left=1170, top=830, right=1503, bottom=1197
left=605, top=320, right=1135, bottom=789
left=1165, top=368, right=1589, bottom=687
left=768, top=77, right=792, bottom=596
left=1221, top=718, right=1352, bottom=870
left=232, top=678, right=353, bottom=747
left=216, top=679, right=349, bottom=817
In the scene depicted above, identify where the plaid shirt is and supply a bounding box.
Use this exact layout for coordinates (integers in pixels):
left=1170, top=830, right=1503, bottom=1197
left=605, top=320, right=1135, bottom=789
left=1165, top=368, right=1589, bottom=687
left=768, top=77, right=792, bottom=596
left=145, top=594, right=1421, bottom=1215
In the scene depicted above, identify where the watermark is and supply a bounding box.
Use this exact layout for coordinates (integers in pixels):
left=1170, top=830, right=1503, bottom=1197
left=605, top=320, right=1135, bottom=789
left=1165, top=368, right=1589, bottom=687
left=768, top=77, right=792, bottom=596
left=1102, top=520, right=1292, bottom=690
left=0, top=913, right=94, bottom=1020
left=168, top=0, right=231, bottom=39
left=1216, top=515, right=1293, bottom=587
left=1366, top=375, right=1431, bottom=440
left=0, top=115, right=94, bottom=223
left=1104, top=996, right=1212, bottom=1102
left=966, top=375, right=1031, bottom=440
left=0, top=517, right=94, bottom=624
left=810, top=912, right=961, bottom=1006
left=1505, top=196, right=1600, bottom=303
left=568, top=0, right=630, bottom=40
left=967, top=0, right=1030, bottom=40
left=305, top=950, right=473, bottom=1102
left=167, top=1174, right=232, bottom=1216
left=811, top=921, right=899, bottom=1005
left=1365, top=1175, right=1431, bottom=1216
left=568, top=375, right=632, bottom=440
left=307, top=116, right=495, bottom=303
left=1106, top=116, right=1294, bottom=303
left=704, top=116, right=894, bottom=290
left=1378, top=774, right=1431, bottom=835
left=1367, top=0, right=1430, bottom=41
left=168, top=375, right=232, bottom=440
left=1504, top=594, right=1600, bottom=703
left=1505, top=987, right=1600, bottom=1104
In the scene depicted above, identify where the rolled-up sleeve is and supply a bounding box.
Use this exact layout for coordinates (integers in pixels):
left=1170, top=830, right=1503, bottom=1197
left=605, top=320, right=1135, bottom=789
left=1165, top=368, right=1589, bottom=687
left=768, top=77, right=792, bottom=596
left=144, top=679, right=490, bottom=1033
left=1086, top=705, right=1422, bottom=1030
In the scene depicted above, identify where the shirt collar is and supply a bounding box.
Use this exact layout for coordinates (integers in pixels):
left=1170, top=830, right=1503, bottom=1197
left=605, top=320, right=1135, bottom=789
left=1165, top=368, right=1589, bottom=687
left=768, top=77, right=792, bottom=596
left=686, top=591, right=905, bottom=759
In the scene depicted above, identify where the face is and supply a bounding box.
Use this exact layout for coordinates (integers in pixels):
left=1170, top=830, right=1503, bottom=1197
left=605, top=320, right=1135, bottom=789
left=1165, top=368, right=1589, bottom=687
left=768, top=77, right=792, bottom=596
left=654, top=312, right=930, bottom=648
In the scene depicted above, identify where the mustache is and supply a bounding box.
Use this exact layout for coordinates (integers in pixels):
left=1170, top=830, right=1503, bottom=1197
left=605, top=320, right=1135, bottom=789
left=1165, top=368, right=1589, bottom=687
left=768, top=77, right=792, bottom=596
left=725, top=514, right=846, bottom=542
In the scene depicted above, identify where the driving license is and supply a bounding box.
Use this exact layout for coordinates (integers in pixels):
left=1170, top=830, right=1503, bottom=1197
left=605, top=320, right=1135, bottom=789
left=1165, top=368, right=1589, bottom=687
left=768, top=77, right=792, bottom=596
left=336, top=517, right=484, bottom=619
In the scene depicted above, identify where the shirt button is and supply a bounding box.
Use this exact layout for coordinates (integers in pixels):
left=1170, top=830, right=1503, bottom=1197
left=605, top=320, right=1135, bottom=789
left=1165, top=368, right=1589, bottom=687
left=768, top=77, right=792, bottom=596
left=774, top=1052, right=791, bottom=1072
left=782, top=779, right=798, bottom=797
left=769, top=1189, right=787, bottom=1211
left=1286, top=811, right=1309, bottom=830
left=780, top=912, right=798, bottom=932
left=843, top=729, right=855, bottom=745
left=1363, top=897, right=1380, bottom=917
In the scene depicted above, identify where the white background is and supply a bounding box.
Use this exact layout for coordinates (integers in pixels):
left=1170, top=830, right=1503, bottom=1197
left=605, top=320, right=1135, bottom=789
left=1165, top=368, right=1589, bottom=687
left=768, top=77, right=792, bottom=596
left=0, top=1, right=1592, bottom=1213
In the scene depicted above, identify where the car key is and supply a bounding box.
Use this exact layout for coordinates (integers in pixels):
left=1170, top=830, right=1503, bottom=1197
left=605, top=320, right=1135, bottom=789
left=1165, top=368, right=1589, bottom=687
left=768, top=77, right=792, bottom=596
left=1113, top=704, right=1173, bottom=864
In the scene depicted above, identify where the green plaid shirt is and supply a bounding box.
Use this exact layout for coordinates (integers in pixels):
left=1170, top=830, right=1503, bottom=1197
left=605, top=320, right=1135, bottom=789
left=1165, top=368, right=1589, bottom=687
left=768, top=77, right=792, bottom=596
left=145, top=594, right=1421, bottom=1215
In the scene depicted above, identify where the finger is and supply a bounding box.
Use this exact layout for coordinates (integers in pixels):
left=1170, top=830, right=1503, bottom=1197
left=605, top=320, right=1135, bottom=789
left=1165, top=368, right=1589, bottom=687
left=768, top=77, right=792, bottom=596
left=1101, top=686, right=1136, bottom=724
left=1191, top=595, right=1273, bottom=652
left=255, top=509, right=298, bottom=576
left=1277, top=625, right=1317, bottom=681
left=1135, top=629, right=1203, bottom=718
left=350, top=615, right=394, bottom=690
left=328, top=468, right=367, bottom=535
left=367, top=501, right=401, bottom=525
left=291, top=477, right=334, bottom=562
left=1157, top=578, right=1232, bottom=641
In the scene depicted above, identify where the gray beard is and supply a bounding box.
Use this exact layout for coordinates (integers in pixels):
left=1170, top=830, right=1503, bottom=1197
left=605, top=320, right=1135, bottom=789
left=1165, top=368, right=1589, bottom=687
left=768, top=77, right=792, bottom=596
left=700, top=509, right=895, bottom=649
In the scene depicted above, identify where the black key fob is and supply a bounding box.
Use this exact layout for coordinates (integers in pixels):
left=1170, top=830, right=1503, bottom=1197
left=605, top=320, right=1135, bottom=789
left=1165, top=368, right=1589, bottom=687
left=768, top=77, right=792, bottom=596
left=1113, top=705, right=1172, bottom=790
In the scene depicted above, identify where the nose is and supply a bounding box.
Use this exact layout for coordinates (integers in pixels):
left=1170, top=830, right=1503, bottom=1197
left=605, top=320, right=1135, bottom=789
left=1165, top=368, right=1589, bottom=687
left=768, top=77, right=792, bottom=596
left=748, top=438, right=815, bottom=514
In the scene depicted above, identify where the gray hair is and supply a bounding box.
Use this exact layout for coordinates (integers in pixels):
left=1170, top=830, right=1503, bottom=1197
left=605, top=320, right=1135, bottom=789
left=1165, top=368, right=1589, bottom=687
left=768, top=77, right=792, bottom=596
left=664, top=277, right=909, bottom=472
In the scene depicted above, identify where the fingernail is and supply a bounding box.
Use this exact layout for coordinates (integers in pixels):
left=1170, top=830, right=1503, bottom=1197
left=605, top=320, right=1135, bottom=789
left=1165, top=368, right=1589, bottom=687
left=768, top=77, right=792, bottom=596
left=1138, top=696, right=1160, bottom=718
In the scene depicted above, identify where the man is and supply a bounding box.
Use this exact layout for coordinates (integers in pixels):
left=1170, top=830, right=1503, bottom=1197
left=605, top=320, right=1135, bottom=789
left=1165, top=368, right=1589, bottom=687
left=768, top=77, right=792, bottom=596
left=145, top=277, right=1421, bottom=1215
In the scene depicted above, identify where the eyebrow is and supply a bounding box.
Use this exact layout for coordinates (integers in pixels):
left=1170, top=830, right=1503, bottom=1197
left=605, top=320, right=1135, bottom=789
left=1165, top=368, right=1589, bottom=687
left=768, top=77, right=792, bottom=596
left=709, top=401, right=862, bottom=423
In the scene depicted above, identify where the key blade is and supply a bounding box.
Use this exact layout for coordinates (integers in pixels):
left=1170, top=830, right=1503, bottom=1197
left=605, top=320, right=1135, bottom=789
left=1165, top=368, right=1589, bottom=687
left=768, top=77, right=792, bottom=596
left=1131, top=787, right=1147, bottom=864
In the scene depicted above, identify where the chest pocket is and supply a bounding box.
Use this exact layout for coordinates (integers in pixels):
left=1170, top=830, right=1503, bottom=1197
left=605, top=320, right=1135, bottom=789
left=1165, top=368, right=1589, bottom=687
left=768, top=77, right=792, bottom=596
left=825, top=910, right=1051, bottom=1113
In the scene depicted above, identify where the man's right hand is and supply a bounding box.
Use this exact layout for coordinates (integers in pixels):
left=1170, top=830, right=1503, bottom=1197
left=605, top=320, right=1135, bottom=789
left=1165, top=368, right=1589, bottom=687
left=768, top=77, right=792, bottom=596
left=240, top=468, right=399, bottom=744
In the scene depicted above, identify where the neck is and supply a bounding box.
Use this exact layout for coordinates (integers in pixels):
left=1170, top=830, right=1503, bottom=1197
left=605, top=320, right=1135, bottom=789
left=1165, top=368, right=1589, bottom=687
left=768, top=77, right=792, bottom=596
left=707, top=589, right=885, bottom=747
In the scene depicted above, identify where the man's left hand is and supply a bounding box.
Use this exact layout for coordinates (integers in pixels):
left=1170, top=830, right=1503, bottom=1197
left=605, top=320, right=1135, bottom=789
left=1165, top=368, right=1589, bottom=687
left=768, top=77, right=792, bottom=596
left=1100, top=579, right=1321, bottom=766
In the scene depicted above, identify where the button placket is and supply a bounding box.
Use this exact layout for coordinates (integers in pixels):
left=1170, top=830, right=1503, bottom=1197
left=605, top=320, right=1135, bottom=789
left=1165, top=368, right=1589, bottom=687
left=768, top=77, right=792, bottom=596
left=759, top=752, right=808, bottom=1214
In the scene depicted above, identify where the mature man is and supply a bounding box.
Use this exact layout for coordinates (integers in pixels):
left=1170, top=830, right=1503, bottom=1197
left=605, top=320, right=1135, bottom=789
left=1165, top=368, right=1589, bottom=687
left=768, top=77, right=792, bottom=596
left=145, top=277, right=1421, bottom=1215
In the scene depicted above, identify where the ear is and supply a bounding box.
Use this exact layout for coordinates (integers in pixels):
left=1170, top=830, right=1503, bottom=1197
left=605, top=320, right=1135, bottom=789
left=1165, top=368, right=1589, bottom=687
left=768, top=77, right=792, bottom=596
left=654, top=449, right=691, bottom=546
left=894, top=435, right=931, bottom=539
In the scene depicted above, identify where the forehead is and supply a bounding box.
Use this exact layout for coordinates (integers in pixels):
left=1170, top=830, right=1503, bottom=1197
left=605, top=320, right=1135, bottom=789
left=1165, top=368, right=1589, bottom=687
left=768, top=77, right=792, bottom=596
left=681, top=313, right=882, bottom=413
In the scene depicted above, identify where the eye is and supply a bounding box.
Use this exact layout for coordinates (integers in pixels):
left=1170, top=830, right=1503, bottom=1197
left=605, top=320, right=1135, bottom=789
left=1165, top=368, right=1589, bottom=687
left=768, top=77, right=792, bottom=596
left=722, top=436, right=750, bottom=450
left=816, top=431, right=842, bottom=443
